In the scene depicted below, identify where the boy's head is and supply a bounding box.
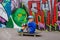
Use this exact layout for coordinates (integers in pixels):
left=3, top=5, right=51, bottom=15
left=28, top=16, right=34, bottom=22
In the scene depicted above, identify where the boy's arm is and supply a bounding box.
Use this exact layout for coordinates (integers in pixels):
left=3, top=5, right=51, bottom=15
left=28, top=23, right=32, bottom=27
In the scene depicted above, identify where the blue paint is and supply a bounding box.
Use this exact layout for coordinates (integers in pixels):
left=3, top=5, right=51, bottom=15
left=0, top=23, right=2, bottom=28
left=3, top=0, right=11, bottom=17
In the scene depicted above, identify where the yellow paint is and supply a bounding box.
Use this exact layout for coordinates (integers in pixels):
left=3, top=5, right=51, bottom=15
left=18, top=14, right=22, bottom=17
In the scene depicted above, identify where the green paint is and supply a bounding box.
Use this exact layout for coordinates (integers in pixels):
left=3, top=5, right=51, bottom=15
left=6, top=17, right=13, bottom=28
left=54, top=23, right=58, bottom=30
left=49, top=24, right=52, bottom=31
left=12, top=8, right=27, bottom=27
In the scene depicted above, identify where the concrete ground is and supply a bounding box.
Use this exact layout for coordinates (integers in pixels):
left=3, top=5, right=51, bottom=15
left=0, top=28, right=60, bottom=40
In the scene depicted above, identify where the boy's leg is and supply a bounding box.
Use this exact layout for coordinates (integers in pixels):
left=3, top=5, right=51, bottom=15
left=27, top=28, right=35, bottom=34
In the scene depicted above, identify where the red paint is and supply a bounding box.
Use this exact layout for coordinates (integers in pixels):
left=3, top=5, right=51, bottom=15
left=46, top=11, right=50, bottom=25
left=28, top=0, right=57, bottom=26
left=28, top=1, right=32, bottom=15
left=40, top=10, right=44, bottom=24
left=52, top=0, right=57, bottom=26
left=42, top=0, right=47, bottom=3
left=28, top=1, right=44, bottom=24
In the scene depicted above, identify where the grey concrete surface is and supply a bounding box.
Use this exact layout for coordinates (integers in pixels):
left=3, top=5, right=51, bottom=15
left=0, top=28, right=60, bottom=40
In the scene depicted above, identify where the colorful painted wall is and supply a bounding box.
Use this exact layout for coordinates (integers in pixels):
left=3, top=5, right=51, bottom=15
left=0, top=0, right=59, bottom=29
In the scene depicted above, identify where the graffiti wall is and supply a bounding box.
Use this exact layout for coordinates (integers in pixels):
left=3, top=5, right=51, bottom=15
left=0, top=0, right=59, bottom=30
left=0, top=0, right=11, bottom=28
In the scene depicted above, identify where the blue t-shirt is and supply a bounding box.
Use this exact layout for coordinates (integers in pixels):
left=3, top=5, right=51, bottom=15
left=28, top=21, right=36, bottom=33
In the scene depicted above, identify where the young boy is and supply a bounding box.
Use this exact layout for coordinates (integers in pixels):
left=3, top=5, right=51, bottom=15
left=27, top=16, right=36, bottom=33
left=20, top=16, right=36, bottom=33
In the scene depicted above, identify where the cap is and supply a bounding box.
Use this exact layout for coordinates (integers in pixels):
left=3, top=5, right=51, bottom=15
left=28, top=16, right=34, bottom=19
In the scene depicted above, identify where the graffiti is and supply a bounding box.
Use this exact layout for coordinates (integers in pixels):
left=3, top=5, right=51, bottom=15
left=0, top=0, right=2, bottom=1
left=11, top=0, right=20, bottom=11
left=12, top=8, right=27, bottom=27
left=0, top=3, right=8, bottom=28
left=0, top=0, right=59, bottom=31
left=2, top=0, right=11, bottom=17
left=28, top=0, right=57, bottom=26
left=58, top=2, right=60, bottom=16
